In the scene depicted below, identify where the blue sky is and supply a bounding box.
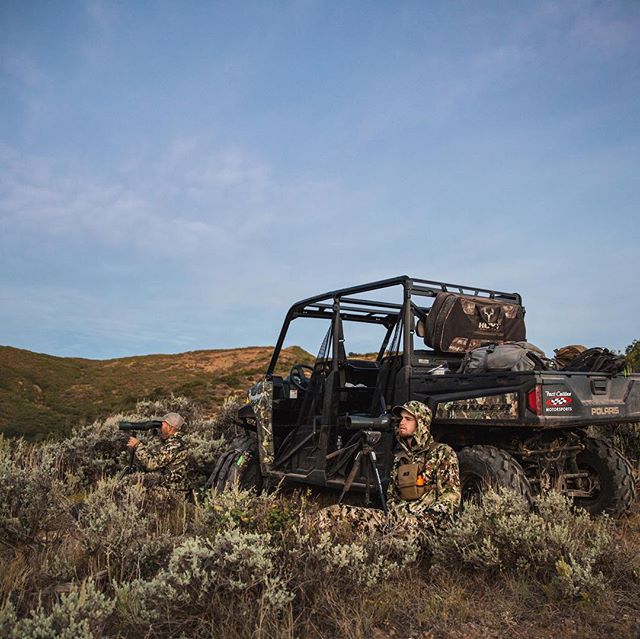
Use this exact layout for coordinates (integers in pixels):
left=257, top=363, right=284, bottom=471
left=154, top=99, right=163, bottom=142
left=1, top=1, right=639, bottom=359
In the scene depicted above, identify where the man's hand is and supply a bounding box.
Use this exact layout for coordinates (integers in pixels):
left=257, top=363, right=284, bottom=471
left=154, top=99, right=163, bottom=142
left=127, top=436, right=140, bottom=448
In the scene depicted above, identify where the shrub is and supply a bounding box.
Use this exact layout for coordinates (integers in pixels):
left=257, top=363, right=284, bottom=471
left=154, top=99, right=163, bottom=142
left=55, top=415, right=130, bottom=486
left=0, top=580, right=114, bottom=639
left=193, top=485, right=309, bottom=538
left=181, top=427, right=226, bottom=487
left=0, top=438, right=69, bottom=547
left=74, top=477, right=182, bottom=581
left=297, top=530, right=419, bottom=588
left=115, top=531, right=292, bottom=636
left=209, top=394, right=246, bottom=438
left=429, top=489, right=612, bottom=598
left=625, top=339, right=640, bottom=373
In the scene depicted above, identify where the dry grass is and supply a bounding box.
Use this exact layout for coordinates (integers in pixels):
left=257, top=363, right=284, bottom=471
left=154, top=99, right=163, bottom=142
left=1, top=398, right=639, bottom=638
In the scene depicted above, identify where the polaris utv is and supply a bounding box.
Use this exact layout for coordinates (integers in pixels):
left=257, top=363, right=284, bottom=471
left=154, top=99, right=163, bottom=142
left=209, top=276, right=638, bottom=516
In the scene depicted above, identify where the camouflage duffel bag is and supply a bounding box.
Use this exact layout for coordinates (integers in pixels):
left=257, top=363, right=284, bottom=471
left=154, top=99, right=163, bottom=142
left=424, top=292, right=526, bottom=354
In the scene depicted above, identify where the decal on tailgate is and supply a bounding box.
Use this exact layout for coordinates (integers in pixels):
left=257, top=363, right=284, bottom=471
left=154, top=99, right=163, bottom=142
left=543, top=389, right=574, bottom=414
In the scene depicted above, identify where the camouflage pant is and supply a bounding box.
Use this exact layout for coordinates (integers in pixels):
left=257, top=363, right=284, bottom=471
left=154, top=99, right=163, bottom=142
left=316, top=504, right=431, bottom=545
left=121, top=472, right=191, bottom=504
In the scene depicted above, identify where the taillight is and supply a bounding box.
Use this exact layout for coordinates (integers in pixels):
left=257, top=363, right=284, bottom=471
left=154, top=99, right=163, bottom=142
left=527, top=385, right=542, bottom=415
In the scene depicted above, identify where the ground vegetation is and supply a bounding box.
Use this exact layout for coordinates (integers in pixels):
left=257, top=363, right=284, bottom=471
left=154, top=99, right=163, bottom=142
left=1, top=396, right=639, bottom=638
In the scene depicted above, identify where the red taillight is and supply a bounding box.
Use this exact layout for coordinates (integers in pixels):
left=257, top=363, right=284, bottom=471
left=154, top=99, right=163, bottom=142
left=527, top=385, right=542, bottom=415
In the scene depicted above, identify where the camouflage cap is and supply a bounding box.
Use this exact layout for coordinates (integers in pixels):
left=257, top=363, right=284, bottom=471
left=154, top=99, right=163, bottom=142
left=392, top=401, right=431, bottom=420
left=162, top=412, right=185, bottom=430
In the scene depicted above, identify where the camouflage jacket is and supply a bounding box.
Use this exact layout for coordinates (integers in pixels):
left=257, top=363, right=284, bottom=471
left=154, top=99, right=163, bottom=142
left=135, top=433, right=189, bottom=491
left=387, top=401, right=461, bottom=525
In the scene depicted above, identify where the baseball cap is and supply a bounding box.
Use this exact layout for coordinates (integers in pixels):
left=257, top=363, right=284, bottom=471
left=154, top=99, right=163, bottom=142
left=162, top=412, right=185, bottom=429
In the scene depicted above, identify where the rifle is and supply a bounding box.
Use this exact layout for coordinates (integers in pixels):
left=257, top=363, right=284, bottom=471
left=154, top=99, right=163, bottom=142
left=118, top=420, right=163, bottom=478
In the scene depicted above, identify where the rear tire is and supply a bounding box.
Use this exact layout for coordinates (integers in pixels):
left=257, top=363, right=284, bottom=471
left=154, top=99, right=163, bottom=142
left=205, top=432, right=262, bottom=493
left=458, top=445, right=532, bottom=504
left=573, top=437, right=636, bottom=516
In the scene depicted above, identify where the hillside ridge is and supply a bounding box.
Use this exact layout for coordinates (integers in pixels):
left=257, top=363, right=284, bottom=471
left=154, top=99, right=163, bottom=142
left=0, top=344, right=313, bottom=440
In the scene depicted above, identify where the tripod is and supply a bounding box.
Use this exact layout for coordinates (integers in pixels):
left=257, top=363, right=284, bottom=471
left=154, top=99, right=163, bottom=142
left=338, top=430, right=388, bottom=515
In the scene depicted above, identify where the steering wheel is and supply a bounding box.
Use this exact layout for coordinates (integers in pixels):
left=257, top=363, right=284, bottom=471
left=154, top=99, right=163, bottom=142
left=289, top=364, right=313, bottom=391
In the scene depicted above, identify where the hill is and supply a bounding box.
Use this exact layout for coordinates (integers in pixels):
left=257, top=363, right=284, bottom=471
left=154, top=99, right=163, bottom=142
left=0, top=344, right=313, bottom=440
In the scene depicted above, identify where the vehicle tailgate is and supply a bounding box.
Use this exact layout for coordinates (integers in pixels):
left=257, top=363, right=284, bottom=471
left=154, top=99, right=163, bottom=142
left=537, top=371, right=640, bottom=425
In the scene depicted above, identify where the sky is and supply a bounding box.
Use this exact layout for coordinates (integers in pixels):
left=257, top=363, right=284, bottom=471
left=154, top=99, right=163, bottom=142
left=1, top=1, right=639, bottom=360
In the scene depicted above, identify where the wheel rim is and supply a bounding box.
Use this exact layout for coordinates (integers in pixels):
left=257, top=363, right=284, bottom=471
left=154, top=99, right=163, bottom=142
left=462, top=473, right=486, bottom=503
left=572, top=457, right=602, bottom=509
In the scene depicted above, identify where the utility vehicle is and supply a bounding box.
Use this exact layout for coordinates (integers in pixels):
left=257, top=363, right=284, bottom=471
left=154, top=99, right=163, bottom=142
left=209, top=276, right=638, bottom=515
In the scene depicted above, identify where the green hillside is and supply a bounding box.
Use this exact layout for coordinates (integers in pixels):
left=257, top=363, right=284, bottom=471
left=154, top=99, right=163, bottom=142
left=0, top=344, right=313, bottom=440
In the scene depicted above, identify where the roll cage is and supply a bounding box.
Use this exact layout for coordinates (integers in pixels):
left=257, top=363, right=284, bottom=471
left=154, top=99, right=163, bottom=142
left=266, top=275, right=522, bottom=376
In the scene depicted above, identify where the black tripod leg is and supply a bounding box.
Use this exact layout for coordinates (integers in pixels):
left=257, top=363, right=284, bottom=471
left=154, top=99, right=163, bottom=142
left=368, top=451, right=388, bottom=516
left=364, top=452, right=371, bottom=505
left=338, top=451, right=362, bottom=505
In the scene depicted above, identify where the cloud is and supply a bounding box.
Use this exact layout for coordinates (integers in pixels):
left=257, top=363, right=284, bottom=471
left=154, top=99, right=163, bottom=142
left=0, top=137, right=358, bottom=326
left=0, top=141, right=273, bottom=255
left=186, top=147, right=271, bottom=190
left=514, top=1, right=640, bottom=59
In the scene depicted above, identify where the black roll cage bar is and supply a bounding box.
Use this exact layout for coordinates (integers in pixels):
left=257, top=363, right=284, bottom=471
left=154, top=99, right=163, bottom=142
left=266, top=275, right=522, bottom=377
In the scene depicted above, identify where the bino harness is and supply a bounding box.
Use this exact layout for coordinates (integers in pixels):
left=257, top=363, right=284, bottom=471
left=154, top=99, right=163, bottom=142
left=396, top=442, right=440, bottom=501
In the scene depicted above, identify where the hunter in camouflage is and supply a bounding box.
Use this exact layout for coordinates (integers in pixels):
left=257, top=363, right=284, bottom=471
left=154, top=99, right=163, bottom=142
left=387, top=400, right=461, bottom=526
left=318, top=400, right=461, bottom=543
left=127, top=412, right=189, bottom=492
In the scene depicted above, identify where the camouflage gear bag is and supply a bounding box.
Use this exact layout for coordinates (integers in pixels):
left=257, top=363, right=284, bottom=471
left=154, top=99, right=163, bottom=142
left=553, top=344, right=587, bottom=368
left=561, top=347, right=628, bottom=375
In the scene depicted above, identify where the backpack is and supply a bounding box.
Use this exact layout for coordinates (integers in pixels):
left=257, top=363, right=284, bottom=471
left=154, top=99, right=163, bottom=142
left=561, top=347, right=627, bottom=375
left=553, top=344, right=587, bottom=369
left=458, top=341, right=550, bottom=373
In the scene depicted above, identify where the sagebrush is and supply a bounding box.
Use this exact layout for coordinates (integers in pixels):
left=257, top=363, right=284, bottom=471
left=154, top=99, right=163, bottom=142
left=1, top=397, right=639, bottom=638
